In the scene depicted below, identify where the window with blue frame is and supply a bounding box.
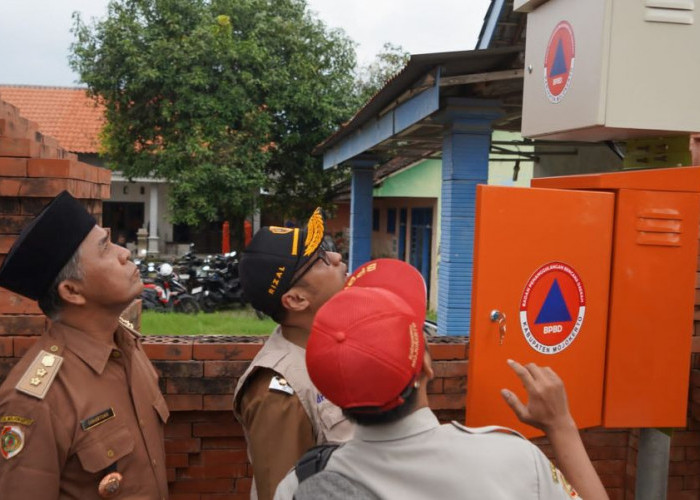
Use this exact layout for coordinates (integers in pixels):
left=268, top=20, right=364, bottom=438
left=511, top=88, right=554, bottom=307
left=387, top=208, right=396, bottom=234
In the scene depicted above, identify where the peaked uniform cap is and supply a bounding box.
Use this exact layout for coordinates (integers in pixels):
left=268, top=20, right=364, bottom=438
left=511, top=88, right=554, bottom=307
left=239, top=208, right=325, bottom=318
left=0, top=191, right=96, bottom=301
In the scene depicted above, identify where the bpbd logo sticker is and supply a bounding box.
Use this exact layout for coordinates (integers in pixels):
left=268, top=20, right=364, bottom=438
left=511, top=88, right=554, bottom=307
left=520, top=262, right=585, bottom=355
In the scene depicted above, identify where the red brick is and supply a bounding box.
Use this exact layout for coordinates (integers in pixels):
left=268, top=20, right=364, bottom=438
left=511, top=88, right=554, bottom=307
left=165, top=438, right=201, bottom=454
left=193, top=422, right=242, bottom=438
left=203, top=360, right=250, bottom=377
left=199, top=449, right=249, bottom=465
left=670, top=446, right=686, bottom=461
left=607, top=488, right=625, bottom=500
left=0, top=236, right=16, bottom=255
left=667, top=492, right=700, bottom=500
left=0, top=337, right=12, bottom=357
left=202, top=494, right=248, bottom=500
left=193, top=342, right=262, bottom=361
left=166, top=453, right=190, bottom=468
left=443, top=377, right=466, bottom=394
left=0, top=214, right=31, bottom=234
left=165, top=394, right=203, bottom=411
left=669, top=461, right=700, bottom=475
left=585, top=446, right=627, bottom=460
left=169, top=493, right=199, bottom=500
left=203, top=395, right=234, bottom=411
left=0, top=290, right=41, bottom=314
left=0, top=137, right=32, bottom=157
left=431, top=360, right=468, bottom=378
left=673, top=432, right=700, bottom=447
left=143, top=342, right=193, bottom=361
left=235, top=477, right=252, bottom=493
left=668, top=475, right=684, bottom=491
left=428, top=342, right=467, bottom=360
left=201, top=437, right=246, bottom=450
left=170, top=479, right=234, bottom=494
left=599, top=473, right=625, bottom=488
left=167, top=468, right=177, bottom=484
left=426, top=378, right=443, bottom=394
left=0, top=197, right=20, bottom=215
left=0, top=315, right=46, bottom=336
left=693, top=336, right=700, bottom=354
left=684, top=473, right=700, bottom=490
left=582, top=432, right=630, bottom=447
left=593, top=459, right=626, bottom=475
left=0, top=158, right=27, bottom=176
left=179, top=463, right=248, bottom=480
left=13, top=336, right=39, bottom=356
left=687, top=446, right=700, bottom=460
left=165, top=422, right=192, bottom=439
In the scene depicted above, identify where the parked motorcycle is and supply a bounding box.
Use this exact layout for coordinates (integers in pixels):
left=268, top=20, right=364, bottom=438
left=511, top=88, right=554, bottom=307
left=140, top=263, right=201, bottom=314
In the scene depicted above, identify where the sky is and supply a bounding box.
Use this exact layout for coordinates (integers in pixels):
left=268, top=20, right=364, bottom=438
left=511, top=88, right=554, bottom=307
left=0, top=0, right=491, bottom=87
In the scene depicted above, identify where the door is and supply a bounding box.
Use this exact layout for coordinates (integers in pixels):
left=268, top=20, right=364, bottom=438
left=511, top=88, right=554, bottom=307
left=466, top=185, right=614, bottom=437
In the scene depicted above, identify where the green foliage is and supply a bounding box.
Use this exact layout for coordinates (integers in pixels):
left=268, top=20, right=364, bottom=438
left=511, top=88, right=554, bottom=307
left=71, top=0, right=360, bottom=223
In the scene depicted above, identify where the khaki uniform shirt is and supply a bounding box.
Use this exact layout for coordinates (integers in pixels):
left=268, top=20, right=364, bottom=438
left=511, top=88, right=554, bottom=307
left=275, top=407, right=581, bottom=500
left=0, top=320, right=170, bottom=500
left=233, top=327, right=353, bottom=500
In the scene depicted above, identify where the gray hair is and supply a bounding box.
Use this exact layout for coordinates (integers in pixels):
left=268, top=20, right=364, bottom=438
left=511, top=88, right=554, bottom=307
left=37, top=249, right=83, bottom=320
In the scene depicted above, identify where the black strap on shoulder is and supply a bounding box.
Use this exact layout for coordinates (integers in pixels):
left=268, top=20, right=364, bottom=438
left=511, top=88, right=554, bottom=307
left=295, top=443, right=341, bottom=482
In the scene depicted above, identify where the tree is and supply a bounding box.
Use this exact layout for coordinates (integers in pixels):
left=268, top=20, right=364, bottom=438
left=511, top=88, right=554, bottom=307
left=355, top=42, right=410, bottom=105
left=71, top=0, right=360, bottom=224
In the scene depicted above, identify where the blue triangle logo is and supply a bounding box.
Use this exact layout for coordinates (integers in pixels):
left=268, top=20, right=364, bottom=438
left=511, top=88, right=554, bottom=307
left=549, top=39, right=568, bottom=77
left=535, top=279, right=572, bottom=324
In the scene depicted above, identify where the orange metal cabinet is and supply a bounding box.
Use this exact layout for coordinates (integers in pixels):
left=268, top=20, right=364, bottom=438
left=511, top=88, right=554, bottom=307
left=466, top=185, right=615, bottom=437
left=533, top=167, right=700, bottom=428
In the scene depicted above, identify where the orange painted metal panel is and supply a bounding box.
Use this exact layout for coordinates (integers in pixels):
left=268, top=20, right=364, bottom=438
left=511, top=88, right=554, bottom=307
left=467, top=185, right=615, bottom=437
left=532, top=166, right=700, bottom=192
left=602, top=189, right=700, bottom=427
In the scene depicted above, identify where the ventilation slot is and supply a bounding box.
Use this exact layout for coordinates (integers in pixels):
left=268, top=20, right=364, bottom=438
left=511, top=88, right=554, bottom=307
left=645, top=1, right=695, bottom=24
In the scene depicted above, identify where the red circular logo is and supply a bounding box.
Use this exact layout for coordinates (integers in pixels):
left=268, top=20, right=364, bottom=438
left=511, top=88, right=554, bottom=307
left=520, top=262, right=585, bottom=354
left=544, top=21, right=575, bottom=103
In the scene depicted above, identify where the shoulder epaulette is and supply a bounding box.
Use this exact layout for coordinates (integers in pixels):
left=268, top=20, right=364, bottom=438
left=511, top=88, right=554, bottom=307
left=450, top=421, right=526, bottom=440
left=15, top=350, right=64, bottom=400
left=118, top=317, right=141, bottom=339
left=269, top=375, right=295, bottom=395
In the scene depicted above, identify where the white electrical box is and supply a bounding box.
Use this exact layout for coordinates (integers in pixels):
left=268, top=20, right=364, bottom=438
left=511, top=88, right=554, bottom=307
left=518, top=0, right=700, bottom=141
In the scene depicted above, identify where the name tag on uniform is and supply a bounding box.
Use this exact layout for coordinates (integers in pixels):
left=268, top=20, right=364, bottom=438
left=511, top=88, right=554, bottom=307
left=81, top=408, right=116, bottom=431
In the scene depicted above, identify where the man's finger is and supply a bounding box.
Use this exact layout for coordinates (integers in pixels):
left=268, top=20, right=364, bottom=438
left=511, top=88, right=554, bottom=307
left=507, top=359, right=536, bottom=391
left=501, top=388, right=528, bottom=422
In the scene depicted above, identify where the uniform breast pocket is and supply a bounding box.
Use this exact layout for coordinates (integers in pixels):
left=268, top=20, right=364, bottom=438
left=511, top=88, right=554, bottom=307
left=76, top=424, right=135, bottom=474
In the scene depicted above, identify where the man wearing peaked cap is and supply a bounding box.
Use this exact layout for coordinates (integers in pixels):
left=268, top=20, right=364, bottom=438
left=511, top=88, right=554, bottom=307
left=274, top=259, right=608, bottom=500
left=233, top=207, right=354, bottom=500
left=0, top=191, right=169, bottom=499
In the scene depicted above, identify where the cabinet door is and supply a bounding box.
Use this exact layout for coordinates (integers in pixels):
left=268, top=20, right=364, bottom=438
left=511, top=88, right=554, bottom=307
left=466, top=185, right=614, bottom=437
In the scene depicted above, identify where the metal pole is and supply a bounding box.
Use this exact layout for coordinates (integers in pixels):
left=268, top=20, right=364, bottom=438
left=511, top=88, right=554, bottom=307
left=635, top=428, right=670, bottom=500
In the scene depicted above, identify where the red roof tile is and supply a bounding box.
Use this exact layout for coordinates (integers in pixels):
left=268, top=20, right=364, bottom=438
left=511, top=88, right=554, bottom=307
left=0, top=85, right=104, bottom=154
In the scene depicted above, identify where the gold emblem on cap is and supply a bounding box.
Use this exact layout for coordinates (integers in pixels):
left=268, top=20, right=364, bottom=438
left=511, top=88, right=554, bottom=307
left=41, top=355, right=55, bottom=367
left=303, top=208, right=324, bottom=256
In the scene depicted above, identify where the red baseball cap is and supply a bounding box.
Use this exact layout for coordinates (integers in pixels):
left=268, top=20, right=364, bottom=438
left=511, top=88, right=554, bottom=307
left=306, top=259, right=427, bottom=412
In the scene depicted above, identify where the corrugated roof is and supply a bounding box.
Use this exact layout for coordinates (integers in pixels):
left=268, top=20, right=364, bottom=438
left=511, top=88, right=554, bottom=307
left=0, top=85, right=104, bottom=154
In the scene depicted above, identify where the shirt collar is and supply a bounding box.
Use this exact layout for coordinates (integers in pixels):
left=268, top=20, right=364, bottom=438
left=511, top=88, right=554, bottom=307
left=51, top=321, right=124, bottom=375
left=353, top=407, right=439, bottom=442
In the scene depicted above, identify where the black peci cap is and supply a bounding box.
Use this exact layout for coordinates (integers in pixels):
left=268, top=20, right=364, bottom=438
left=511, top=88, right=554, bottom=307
left=239, top=208, right=325, bottom=318
left=0, top=191, right=96, bottom=301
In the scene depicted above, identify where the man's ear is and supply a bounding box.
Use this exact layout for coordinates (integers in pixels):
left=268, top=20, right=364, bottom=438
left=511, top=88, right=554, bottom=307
left=280, top=286, right=311, bottom=314
left=57, top=279, right=86, bottom=306
left=422, top=348, right=435, bottom=381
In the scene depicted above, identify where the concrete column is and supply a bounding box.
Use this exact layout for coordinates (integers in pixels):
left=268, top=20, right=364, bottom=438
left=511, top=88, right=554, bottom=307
left=147, top=184, right=159, bottom=256
left=437, top=99, right=503, bottom=336
left=349, top=163, right=374, bottom=273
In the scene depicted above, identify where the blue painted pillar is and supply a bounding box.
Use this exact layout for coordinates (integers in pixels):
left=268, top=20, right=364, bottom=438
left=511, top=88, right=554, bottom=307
left=438, top=99, right=503, bottom=336
left=349, top=164, right=374, bottom=272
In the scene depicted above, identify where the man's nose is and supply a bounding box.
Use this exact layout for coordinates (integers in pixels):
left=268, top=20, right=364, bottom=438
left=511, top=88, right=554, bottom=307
left=328, top=251, right=343, bottom=265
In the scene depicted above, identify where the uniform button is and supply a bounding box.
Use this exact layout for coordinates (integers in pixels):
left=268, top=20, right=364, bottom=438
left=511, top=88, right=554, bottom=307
left=139, top=419, right=145, bottom=426
left=50, top=345, right=59, bottom=353
left=152, top=459, right=157, bottom=466
left=107, top=449, right=115, bottom=458
left=111, top=350, right=121, bottom=358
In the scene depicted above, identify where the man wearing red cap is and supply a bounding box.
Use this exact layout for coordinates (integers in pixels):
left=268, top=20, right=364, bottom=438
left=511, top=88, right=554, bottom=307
left=233, top=208, right=354, bottom=500
left=0, top=191, right=169, bottom=499
left=275, top=259, right=608, bottom=500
